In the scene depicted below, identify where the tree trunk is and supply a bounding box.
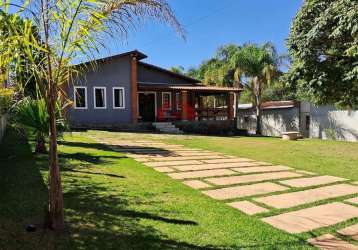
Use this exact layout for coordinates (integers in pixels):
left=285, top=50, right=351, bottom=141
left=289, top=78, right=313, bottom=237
left=35, top=133, right=46, bottom=154
left=47, top=86, right=64, bottom=231
left=253, top=77, right=262, bottom=135
left=255, top=94, right=262, bottom=135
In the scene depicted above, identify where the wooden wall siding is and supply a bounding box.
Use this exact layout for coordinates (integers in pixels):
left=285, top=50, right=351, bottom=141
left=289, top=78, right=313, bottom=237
left=131, top=55, right=138, bottom=124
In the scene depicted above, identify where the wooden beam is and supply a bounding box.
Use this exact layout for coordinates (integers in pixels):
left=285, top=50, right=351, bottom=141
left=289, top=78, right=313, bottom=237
left=131, top=55, right=138, bottom=124
left=227, top=92, right=234, bottom=120
left=181, top=90, right=188, bottom=121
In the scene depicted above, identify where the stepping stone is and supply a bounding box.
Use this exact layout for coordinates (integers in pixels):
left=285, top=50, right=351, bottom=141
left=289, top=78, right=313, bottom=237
left=279, top=175, right=347, bottom=188
left=338, top=224, right=358, bottom=241
left=262, top=202, right=358, bottom=234
left=145, top=160, right=202, bottom=167
left=168, top=169, right=236, bottom=180
left=183, top=180, right=211, bottom=189
left=153, top=167, right=175, bottom=173
left=307, top=234, right=358, bottom=249
left=142, top=155, right=227, bottom=162
left=206, top=172, right=303, bottom=186
left=174, top=162, right=265, bottom=172
left=228, top=201, right=269, bottom=215
left=114, top=149, right=166, bottom=154
left=203, top=182, right=289, bottom=200
left=346, top=197, right=358, bottom=205
left=295, top=170, right=316, bottom=175
left=232, top=165, right=292, bottom=174
left=176, top=152, right=218, bottom=156
left=254, top=161, right=273, bottom=166
left=201, top=158, right=255, bottom=164
left=255, top=184, right=358, bottom=209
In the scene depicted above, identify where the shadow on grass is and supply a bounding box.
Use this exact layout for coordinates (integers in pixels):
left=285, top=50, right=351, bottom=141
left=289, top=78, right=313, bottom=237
left=66, top=169, right=125, bottom=179
left=0, top=130, right=310, bottom=250
left=0, top=129, right=49, bottom=249
left=59, top=140, right=179, bottom=157
left=59, top=152, right=127, bottom=165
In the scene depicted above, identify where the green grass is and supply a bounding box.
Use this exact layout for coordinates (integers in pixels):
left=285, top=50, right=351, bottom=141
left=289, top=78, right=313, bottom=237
left=0, top=130, right=315, bottom=250
left=88, top=131, right=358, bottom=181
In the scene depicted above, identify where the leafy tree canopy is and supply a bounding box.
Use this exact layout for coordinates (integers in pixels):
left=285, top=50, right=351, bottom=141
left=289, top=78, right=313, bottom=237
left=287, top=0, right=358, bottom=108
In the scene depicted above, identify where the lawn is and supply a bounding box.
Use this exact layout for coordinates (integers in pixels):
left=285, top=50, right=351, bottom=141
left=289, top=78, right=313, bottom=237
left=0, top=130, right=314, bottom=250
left=88, top=131, right=358, bottom=181
left=3, top=130, right=358, bottom=249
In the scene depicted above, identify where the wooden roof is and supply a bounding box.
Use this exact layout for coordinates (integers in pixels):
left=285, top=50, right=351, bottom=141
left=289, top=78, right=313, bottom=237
left=138, top=83, right=242, bottom=93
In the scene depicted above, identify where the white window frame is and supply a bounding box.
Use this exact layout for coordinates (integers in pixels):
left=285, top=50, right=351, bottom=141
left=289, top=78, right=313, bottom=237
left=176, top=92, right=181, bottom=110
left=93, top=87, right=107, bottom=109
left=74, top=86, right=87, bottom=109
left=162, top=92, right=172, bottom=110
left=113, top=87, right=125, bottom=109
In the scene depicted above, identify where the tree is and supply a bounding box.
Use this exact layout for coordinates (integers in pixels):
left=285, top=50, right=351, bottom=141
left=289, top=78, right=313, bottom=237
left=1, top=0, right=182, bottom=231
left=170, top=65, right=185, bottom=74
left=186, top=44, right=241, bottom=86
left=287, top=0, right=358, bottom=108
left=0, top=11, right=41, bottom=93
left=231, top=43, right=279, bottom=134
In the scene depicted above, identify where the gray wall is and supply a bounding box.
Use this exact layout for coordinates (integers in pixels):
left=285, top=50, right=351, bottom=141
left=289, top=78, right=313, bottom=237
left=310, top=105, right=358, bottom=142
left=237, top=108, right=299, bottom=137
left=67, top=55, right=133, bottom=128
left=138, top=63, right=195, bottom=84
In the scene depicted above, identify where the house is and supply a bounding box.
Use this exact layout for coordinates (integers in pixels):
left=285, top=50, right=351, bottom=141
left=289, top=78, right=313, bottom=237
left=66, top=50, right=241, bottom=130
left=237, top=101, right=358, bottom=142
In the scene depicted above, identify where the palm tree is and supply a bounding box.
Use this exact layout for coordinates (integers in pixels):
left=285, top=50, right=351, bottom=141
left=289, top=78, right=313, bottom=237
left=1, top=0, right=183, bottom=231
left=13, top=98, right=66, bottom=154
left=231, top=43, right=279, bottom=134
left=170, top=66, right=185, bottom=74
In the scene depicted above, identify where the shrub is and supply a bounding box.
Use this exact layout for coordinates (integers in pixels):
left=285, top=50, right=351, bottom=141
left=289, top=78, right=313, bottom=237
left=12, top=98, right=67, bottom=153
left=0, top=88, right=15, bottom=114
left=324, top=128, right=337, bottom=141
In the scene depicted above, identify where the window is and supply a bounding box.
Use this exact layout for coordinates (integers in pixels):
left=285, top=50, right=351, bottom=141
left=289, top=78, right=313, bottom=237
left=113, top=87, right=125, bottom=109
left=176, top=92, right=181, bottom=110
left=94, top=87, right=106, bottom=109
left=74, top=86, right=87, bottom=109
left=162, top=92, right=172, bottom=110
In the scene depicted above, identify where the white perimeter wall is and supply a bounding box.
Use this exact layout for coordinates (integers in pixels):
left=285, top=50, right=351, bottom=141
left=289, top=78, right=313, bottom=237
left=237, top=108, right=299, bottom=137
left=310, top=105, right=358, bottom=142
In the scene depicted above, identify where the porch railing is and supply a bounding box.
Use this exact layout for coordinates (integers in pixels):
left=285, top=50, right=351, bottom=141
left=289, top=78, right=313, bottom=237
left=194, top=108, right=228, bottom=121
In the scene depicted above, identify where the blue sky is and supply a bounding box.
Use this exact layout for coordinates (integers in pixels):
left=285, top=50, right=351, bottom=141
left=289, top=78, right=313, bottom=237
left=104, top=0, right=303, bottom=70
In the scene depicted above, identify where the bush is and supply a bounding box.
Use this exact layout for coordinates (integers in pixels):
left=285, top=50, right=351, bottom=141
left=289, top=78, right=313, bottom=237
left=0, top=88, right=15, bottom=114
left=12, top=98, right=67, bottom=153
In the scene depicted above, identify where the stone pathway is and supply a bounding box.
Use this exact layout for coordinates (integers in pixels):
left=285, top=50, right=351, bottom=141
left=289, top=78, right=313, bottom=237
left=95, top=137, right=358, bottom=247
left=262, top=202, right=358, bottom=233
left=338, top=224, right=358, bottom=241
left=307, top=234, right=358, bottom=249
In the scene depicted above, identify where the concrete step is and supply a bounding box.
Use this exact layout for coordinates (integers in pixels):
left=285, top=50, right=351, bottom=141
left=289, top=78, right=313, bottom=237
left=153, top=122, right=183, bottom=134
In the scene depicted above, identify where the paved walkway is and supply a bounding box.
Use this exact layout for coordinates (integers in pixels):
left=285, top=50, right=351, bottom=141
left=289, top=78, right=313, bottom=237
left=95, top=138, right=358, bottom=249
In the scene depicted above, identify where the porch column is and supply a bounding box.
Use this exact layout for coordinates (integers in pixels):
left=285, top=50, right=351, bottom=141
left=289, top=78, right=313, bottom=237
left=181, top=90, right=188, bottom=121
left=172, top=91, right=176, bottom=111
left=199, top=96, right=205, bottom=121
left=227, top=91, right=234, bottom=120
left=131, top=55, right=138, bottom=124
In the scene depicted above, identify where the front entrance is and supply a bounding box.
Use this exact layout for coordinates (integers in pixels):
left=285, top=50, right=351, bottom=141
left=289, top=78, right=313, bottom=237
left=138, top=92, right=156, bottom=122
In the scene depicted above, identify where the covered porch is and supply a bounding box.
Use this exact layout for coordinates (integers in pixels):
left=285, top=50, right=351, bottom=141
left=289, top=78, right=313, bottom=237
left=137, top=84, right=242, bottom=123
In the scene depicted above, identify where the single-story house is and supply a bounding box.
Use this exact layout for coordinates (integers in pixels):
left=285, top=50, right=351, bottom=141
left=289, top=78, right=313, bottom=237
left=65, top=50, right=241, bottom=129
